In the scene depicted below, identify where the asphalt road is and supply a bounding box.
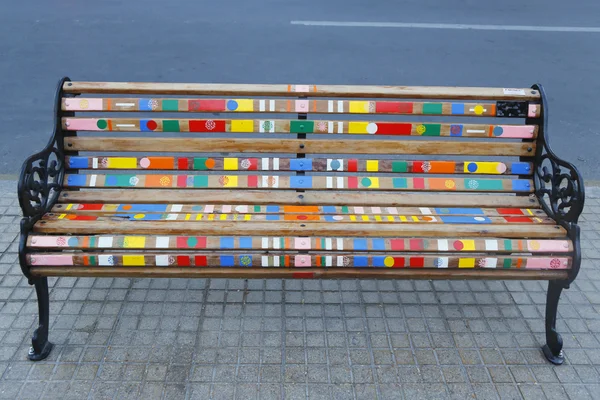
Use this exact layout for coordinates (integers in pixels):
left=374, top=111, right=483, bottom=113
left=1, top=0, right=599, bottom=181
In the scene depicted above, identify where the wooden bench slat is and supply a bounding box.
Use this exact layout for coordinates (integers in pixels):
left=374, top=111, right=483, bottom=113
left=43, top=212, right=552, bottom=225
left=27, top=252, right=570, bottom=270
left=65, top=137, right=535, bottom=156
left=63, top=82, right=540, bottom=101
left=62, top=117, right=538, bottom=139
left=65, top=156, right=533, bottom=175
left=33, top=220, right=567, bottom=237
left=28, top=235, right=572, bottom=253
left=64, top=174, right=534, bottom=193
left=58, top=190, right=542, bottom=208
left=28, top=266, right=568, bottom=280
left=62, top=97, right=540, bottom=118
left=52, top=203, right=546, bottom=217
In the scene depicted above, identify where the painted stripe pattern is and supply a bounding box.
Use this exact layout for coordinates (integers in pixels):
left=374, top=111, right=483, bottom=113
left=43, top=212, right=552, bottom=224
left=65, top=156, right=533, bottom=175
left=54, top=204, right=546, bottom=217
left=62, top=118, right=537, bottom=139
left=64, top=174, right=533, bottom=192
left=28, top=235, right=572, bottom=253
left=62, top=98, right=541, bottom=118
left=27, top=253, right=570, bottom=269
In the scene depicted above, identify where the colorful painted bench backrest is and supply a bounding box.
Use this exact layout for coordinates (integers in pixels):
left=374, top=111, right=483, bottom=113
left=60, top=82, right=541, bottom=195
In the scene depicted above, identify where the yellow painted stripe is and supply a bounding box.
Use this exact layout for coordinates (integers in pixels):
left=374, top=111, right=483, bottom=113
left=463, top=162, right=505, bottom=174
left=348, top=122, right=368, bottom=134
left=458, top=258, right=475, bottom=268
left=107, top=157, right=137, bottom=169
left=123, top=255, right=145, bottom=266
left=233, top=99, right=253, bottom=112
left=366, top=160, right=379, bottom=172
left=230, top=120, right=254, bottom=132
left=349, top=101, right=370, bottom=113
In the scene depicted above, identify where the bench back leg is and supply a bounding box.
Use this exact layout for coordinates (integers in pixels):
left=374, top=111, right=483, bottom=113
left=28, top=277, right=53, bottom=361
left=542, top=280, right=565, bottom=365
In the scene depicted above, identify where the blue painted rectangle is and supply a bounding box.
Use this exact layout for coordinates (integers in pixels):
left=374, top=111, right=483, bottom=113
left=220, top=255, right=235, bottom=267
left=105, top=176, right=118, bottom=186
left=266, top=205, right=280, bottom=213
left=266, top=214, right=280, bottom=221
left=512, top=179, right=531, bottom=192
left=220, top=237, right=234, bottom=249
left=434, top=208, right=484, bottom=215
left=511, top=162, right=531, bottom=175
left=322, top=206, right=336, bottom=213
left=239, top=237, right=252, bottom=249
left=290, top=176, right=313, bottom=189
left=440, top=216, right=491, bottom=224
left=117, top=204, right=167, bottom=212
left=450, top=124, right=463, bottom=136
left=373, top=256, right=386, bottom=267
left=324, top=215, right=339, bottom=222
left=67, top=175, right=87, bottom=187
left=139, top=99, right=152, bottom=111
left=372, top=239, right=386, bottom=251
left=140, top=120, right=153, bottom=132
left=354, top=256, right=368, bottom=267
left=68, top=157, right=88, bottom=169
left=353, top=239, right=368, bottom=251
left=290, top=158, right=312, bottom=171
left=451, top=103, right=465, bottom=114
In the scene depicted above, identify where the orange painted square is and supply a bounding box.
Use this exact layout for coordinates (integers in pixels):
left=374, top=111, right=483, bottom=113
left=148, top=157, right=175, bottom=170
left=428, top=161, right=456, bottom=174
left=284, top=214, right=320, bottom=221
left=283, top=206, right=319, bottom=213
left=145, top=175, right=172, bottom=187
left=429, top=178, right=456, bottom=191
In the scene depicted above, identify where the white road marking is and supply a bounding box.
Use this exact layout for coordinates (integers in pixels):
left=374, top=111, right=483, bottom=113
left=291, top=21, right=600, bottom=33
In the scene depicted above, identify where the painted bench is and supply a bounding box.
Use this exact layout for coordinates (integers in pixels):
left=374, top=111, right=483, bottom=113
left=18, top=78, right=584, bottom=363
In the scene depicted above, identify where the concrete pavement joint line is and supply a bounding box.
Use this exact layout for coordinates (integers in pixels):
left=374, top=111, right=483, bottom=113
left=291, top=20, right=600, bottom=32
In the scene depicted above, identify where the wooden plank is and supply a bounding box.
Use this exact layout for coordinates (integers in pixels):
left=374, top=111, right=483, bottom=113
left=63, top=82, right=541, bottom=101
left=43, top=212, right=553, bottom=225
left=52, top=203, right=547, bottom=217
left=58, top=190, right=543, bottom=208
left=64, top=173, right=534, bottom=193
left=62, top=117, right=538, bottom=139
left=65, top=156, right=533, bottom=175
left=28, top=235, right=573, bottom=253
left=33, top=220, right=567, bottom=237
left=29, top=266, right=568, bottom=280
left=26, top=252, right=571, bottom=270
left=65, top=137, right=536, bottom=156
left=62, top=97, right=540, bottom=118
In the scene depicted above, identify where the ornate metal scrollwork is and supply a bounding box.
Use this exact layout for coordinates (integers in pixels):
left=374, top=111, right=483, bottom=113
left=531, top=84, right=584, bottom=285
left=18, top=77, right=71, bottom=281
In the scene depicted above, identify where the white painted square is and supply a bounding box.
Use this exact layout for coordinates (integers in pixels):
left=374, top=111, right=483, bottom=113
left=155, top=237, right=170, bottom=248
left=273, top=237, right=280, bottom=249
left=485, top=240, right=498, bottom=251
left=337, top=101, right=343, bottom=113
left=92, top=158, right=98, bottom=169
left=99, top=255, right=113, bottom=266
left=262, top=158, right=269, bottom=170
left=437, top=240, right=448, bottom=251
left=325, top=238, right=332, bottom=250
left=328, top=121, right=333, bottom=133
left=98, top=237, right=114, bottom=248
left=484, top=258, right=498, bottom=268
left=326, top=177, right=333, bottom=188
left=90, top=175, right=97, bottom=187
left=259, top=100, right=265, bottom=112
left=337, top=256, right=344, bottom=266
left=325, top=256, right=332, bottom=267
left=166, top=214, right=178, bottom=220
left=337, top=122, right=343, bottom=133
left=155, top=255, right=169, bottom=266
left=337, top=238, right=344, bottom=250
left=171, top=204, right=183, bottom=212
left=336, top=177, right=343, bottom=188
left=273, top=158, right=279, bottom=170
left=261, top=237, right=269, bottom=249
left=436, top=257, right=449, bottom=268
left=419, top=207, right=432, bottom=215
left=328, top=100, right=334, bottom=113
left=261, top=256, right=269, bottom=267
left=273, top=256, right=280, bottom=267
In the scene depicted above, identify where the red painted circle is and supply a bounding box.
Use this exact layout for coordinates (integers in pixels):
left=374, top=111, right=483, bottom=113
left=146, top=120, right=158, bottom=131
left=453, top=241, right=464, bottom=251
left=297, top=215, right=308, bottom=220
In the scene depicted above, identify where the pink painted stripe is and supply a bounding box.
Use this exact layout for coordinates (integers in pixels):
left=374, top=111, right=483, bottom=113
left=527, top=240, right=570, bottom=252
left=294, top=238, right=311, bottom=250
left=528, top=104, right=538, bottom=118
left=64, top=118, right=101, bottom=131
left=29, top=254, right=73, bottom=266
left=294, top=255, right=312, bottom=267
left=64, top=98, right=103, bottom=111
left=498, top=125, right=535, bottom=138
left=295, top=100, right=309, bottom=112
left=526, top=257, right=569, bottom=270
left=295, top=85, right=310, bottom=92
left=29, top=236, right=68, bottom=248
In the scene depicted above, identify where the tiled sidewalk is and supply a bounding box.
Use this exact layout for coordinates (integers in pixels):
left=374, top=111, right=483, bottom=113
left=0, top=180, right=599, bottom=400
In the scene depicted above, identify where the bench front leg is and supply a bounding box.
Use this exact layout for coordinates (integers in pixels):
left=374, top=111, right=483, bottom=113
left=28, top=277, right=53, bottom=361
left=542, top=280, right=565, bottom=365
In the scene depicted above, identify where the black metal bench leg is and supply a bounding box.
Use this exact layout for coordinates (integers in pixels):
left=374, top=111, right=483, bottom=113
left=28, top=277, right=53, bottom=361
left=542, top=280, right=565, bottom=365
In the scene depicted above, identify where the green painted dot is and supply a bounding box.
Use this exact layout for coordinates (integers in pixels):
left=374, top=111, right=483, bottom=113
left=187, top=237, right=198, bottom=248
left=361, top=177, right=372, bottom=187
left=97, top=119, right=108, bottom=129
